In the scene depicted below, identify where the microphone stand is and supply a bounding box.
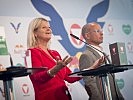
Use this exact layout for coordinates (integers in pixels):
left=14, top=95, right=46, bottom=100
left=3, top=53, right=14, bottom=100
left=70, top=34, right=112, bottom=100
left=99, top=59, right=112, bottom=100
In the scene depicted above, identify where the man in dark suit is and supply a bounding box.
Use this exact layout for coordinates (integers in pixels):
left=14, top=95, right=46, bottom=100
left=79, top=22, right=124, bottom=100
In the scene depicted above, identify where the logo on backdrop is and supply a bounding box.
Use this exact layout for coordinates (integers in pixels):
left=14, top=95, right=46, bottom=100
left=127, top=42, right=133, bottom=53
left=22, top=84, right=29, bottom=95
left=10, top=22, right=21, bottom=34
left=122, top=24, right=131, bottom=35
left=116, top=78, right=125, bottom=90
left=107, top=24, right=114, bottom=34
left=14, top=44, right=25, bottom=54
left=69, top=24, right=84, bottom=48
left=31, top=0, right=109, bottom=55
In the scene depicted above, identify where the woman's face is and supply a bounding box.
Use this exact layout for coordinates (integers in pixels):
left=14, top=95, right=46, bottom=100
left=35, top=20, right=52, bottom=42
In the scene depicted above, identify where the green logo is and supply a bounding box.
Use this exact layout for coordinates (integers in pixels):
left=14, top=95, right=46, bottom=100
left=16, top=63, right=23, bottom=66
left=122, top=24, right=131, bottom=35
left=0, top=36, right=8, bottom=55
left=116, top=78, right=124, bottom=90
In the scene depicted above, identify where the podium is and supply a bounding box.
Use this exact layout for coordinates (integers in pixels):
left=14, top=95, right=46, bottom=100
left=69, top=64, right=133, bottom=100
left=0, top=66, right=47, bottom=100
left=69, top=64, right=133, bottom=76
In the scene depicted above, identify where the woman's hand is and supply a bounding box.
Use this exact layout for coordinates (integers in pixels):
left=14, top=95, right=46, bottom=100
left=56, top=55, right=73, bottom=69
left=47, top=56, right=73, bottom=77
left=0, top=64, right=7, bottom=71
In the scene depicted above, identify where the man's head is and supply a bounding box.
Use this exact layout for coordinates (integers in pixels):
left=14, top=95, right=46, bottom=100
left=81, top=22, right=103, bottom=46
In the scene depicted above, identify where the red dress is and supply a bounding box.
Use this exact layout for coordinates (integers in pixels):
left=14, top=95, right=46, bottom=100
left=29, top=48, right=81, bottom=100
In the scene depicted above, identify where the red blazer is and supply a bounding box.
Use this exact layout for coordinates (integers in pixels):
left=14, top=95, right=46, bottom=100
left=29, top=48, right=81, bottom=100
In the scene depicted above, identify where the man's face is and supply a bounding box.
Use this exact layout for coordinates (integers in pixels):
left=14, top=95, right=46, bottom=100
left=87, top=23, right=103, bottom=46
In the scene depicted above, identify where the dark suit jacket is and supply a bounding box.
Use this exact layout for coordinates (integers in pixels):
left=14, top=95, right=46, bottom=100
left=79, top=46, right=124, bottom=100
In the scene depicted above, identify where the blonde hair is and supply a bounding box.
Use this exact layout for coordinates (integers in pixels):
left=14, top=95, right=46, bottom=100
left=27, top=18, right=49, bottom=49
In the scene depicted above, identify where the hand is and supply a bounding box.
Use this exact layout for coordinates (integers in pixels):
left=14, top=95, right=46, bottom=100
left=56, top=55, right=73, bottom=69
left=90, top=56, right=105, bottom=69
left=48, top=56, right=73, bottom=77
left=0, top=64, right=6, bottom=71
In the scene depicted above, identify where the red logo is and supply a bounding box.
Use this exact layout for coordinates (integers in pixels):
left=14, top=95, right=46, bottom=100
left=108, top=24, right=113, bottom=34
left=69, top=24, right=84, bottom=48
left=22, top=84, right=29, bottom=94
left=127, top=42, right=133, bottom=53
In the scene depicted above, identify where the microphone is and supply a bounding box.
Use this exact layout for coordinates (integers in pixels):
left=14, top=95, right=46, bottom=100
left=70, top=34, right=110, bottom=64
left=70, top=34, right=104, bottom=54
left=70, top=33, right=80, bottom=40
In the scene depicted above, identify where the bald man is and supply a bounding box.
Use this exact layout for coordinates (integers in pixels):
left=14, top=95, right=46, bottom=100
left=79, top=22, right=124, bottom=100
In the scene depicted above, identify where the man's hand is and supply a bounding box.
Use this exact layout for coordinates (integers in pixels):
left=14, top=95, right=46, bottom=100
left=89, top=56, right=105, bottom=70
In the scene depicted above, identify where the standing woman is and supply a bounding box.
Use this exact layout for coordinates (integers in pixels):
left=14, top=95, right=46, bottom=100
left=27, top=17, right=82, bottom=100
left=27, top=17, right=104, bottom=100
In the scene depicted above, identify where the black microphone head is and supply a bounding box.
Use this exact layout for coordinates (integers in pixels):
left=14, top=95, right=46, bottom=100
left=70, top=34, right=79, bottom=40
